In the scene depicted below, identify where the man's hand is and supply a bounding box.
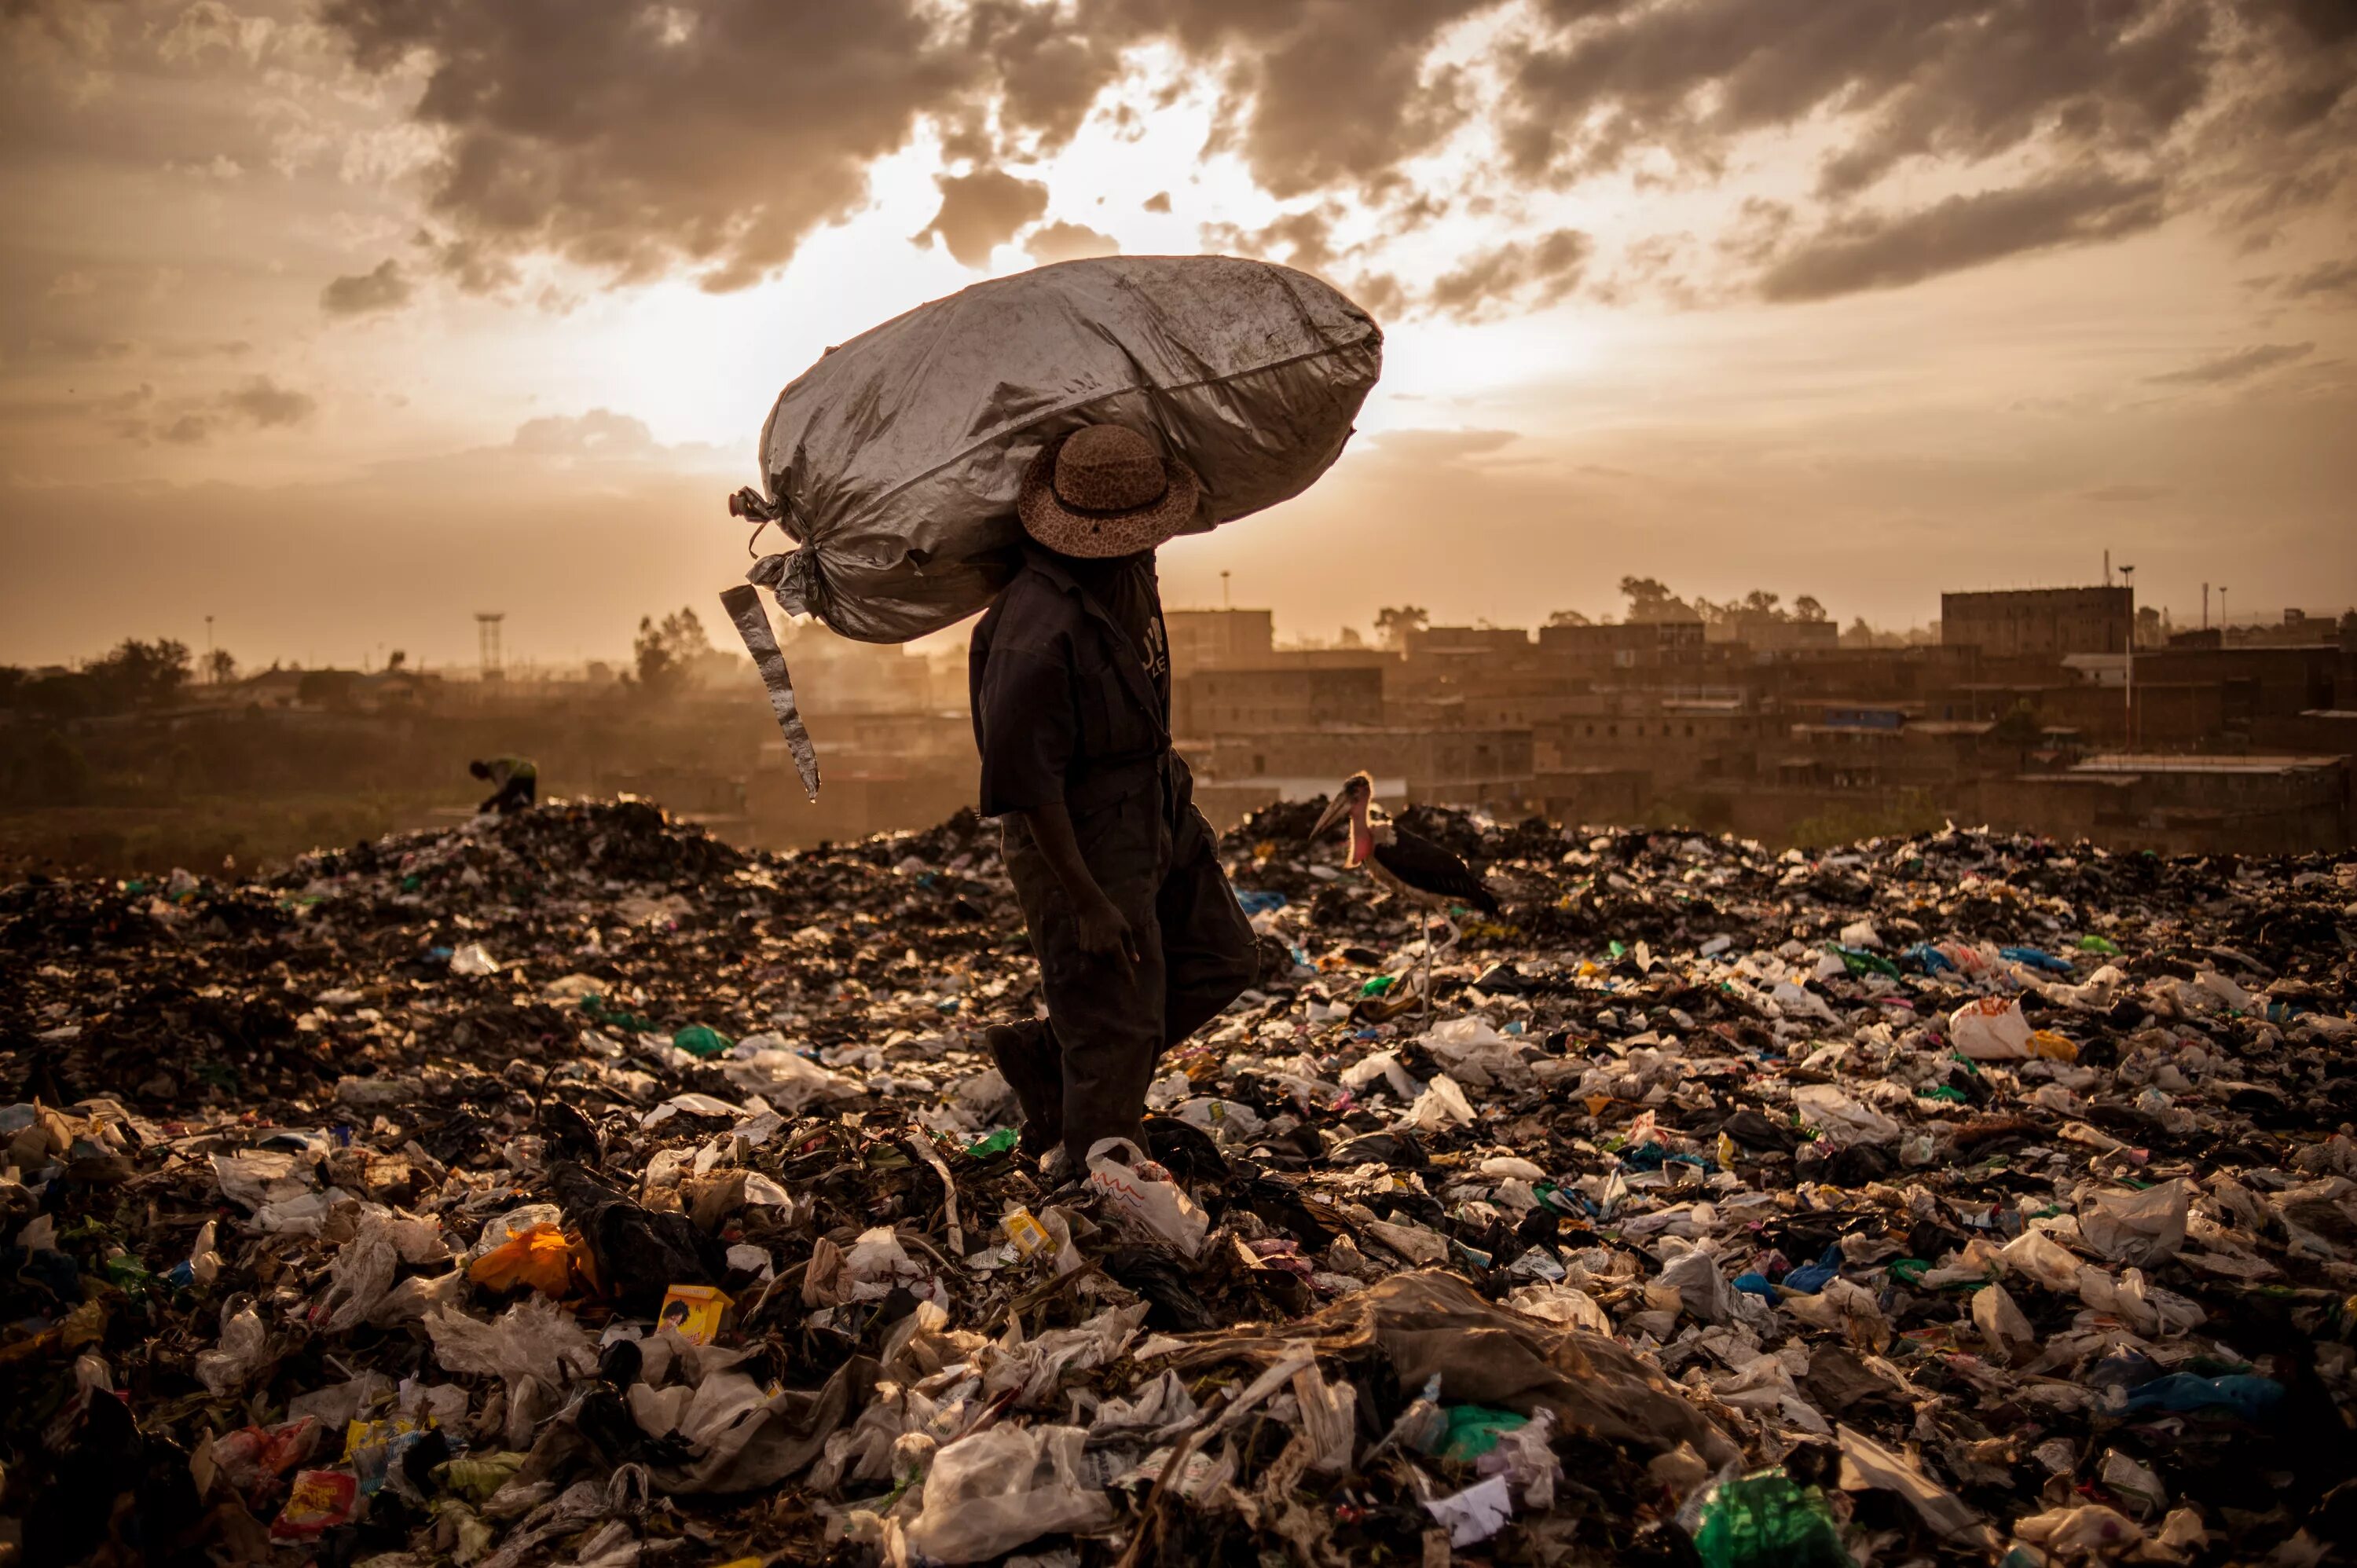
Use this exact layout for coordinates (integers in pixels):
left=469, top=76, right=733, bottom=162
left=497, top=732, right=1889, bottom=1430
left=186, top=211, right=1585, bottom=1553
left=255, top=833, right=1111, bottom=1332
left=1075, top=892, right=1142, bottom=971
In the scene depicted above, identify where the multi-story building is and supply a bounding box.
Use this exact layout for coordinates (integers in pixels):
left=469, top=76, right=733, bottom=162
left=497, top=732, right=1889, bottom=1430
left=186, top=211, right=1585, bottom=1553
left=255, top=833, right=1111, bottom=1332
left=1941, top=587, right=2133, bottom=658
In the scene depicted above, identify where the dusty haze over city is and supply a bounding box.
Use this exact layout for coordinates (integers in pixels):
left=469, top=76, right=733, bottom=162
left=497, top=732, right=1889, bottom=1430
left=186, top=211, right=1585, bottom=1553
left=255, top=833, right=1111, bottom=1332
left=4, top=0, right=2355, bottom=672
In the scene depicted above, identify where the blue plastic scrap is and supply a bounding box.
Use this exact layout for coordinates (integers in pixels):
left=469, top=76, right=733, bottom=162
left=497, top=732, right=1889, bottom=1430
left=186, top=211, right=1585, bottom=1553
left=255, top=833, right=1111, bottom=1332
left=2120, top=1372, right=2286, bottom=1423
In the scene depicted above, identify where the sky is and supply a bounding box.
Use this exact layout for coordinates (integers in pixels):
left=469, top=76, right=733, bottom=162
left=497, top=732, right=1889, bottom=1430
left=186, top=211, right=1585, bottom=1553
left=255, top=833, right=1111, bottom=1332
left=3, top=0, right=2354, bottom=672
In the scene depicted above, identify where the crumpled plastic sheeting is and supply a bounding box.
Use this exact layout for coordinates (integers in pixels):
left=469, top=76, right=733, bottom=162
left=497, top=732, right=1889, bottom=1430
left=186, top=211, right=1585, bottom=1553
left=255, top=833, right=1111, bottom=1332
left=902, top=1423, right=1116, bottom=1563
left=746, top=255, right=1380, bottom=646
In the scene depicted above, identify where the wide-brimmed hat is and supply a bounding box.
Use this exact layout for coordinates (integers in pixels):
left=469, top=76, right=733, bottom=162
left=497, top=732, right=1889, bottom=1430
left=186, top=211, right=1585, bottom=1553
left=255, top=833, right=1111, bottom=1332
left=1016, top=424, right=1202, bottom=559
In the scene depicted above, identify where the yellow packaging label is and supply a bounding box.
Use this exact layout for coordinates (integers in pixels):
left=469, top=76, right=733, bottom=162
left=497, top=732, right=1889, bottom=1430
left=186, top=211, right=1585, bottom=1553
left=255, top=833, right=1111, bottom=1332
left=1002, top=1208, right=1051, bottom=1258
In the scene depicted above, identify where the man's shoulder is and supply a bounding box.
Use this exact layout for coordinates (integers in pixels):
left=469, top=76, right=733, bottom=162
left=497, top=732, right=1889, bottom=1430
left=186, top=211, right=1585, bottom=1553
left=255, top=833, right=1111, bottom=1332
left=984, top=562, right=1083, bottom=643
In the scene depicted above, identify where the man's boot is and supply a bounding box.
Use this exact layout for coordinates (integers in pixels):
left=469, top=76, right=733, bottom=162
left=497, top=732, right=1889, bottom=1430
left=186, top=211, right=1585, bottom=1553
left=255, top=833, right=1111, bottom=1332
left=984, top=1020, right=1063, bottom=1157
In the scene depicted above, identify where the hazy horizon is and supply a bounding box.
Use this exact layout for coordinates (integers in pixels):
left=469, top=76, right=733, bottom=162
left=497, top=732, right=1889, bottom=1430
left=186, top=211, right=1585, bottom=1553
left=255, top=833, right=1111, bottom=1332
left=6, top=0, right=2355, bottom=672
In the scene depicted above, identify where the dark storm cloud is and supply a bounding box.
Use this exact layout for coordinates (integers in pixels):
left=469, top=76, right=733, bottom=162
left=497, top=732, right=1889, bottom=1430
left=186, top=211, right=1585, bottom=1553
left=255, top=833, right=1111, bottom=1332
left=14, top=0, right=2341, bottom=322
left=320, top=258, right=413, bottom=317
left=1758, top=170, right=2166, bottom=302
left=320, top=0, right=974, bottom=292
left=1506, top=0, right=2217, bottom=189
left=916, top=169, right=1051, bottom=266
left=2146, top=340, right=2314, bottom=384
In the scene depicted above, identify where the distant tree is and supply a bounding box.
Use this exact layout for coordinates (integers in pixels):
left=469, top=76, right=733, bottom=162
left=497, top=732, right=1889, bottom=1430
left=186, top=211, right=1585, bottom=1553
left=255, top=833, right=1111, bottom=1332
left=634, top=606, right=713, bottom=694
left=1793, top=595, right=1827, bottom=623
left=1987, top=702, right=2044, bottom=748
left=1839, top=616, right=1877, bottom=649
left=1546, top=607, right=1594, bottom=627
left=386, top=649, right=407, bottom=672
left=204, top=647, right=238, bottom=684
left=1336, top=626, right=1365, bottom=649
left=1741, top=589, right=1782, bottom=618
left=1373, top=606, right=1428, bottom=648
left=1618, top=577, right=1695, bottom=623
left=88, top=638, right=191, bottom=709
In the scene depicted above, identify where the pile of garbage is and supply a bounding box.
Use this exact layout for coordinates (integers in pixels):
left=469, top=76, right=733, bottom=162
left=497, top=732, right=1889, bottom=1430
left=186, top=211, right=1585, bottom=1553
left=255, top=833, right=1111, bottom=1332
left=4, top=797, right=2354, bottom=1566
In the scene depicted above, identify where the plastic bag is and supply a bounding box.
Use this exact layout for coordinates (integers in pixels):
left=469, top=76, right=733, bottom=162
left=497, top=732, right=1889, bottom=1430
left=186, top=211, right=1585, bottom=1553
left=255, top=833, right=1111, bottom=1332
left=469, top=1224, right=597, bottom=1299
left=742, top=257, right=1380, bottom=647
left=2077, top=1180, right=2190, bottom=1266
left=424, top=1296, right=596, bottom=1390
left=1084, top=1138, right=1208, bottom=1258
left=719, top=1048, right=859, bottom=1113
left=727, top=255, right=1380, bottom=792
left=196, top=1300, right=272, bottom=1398
left=1948, top=996, right=2033, bottom=1060
left=901, top=1423, right=1114, bottom=1563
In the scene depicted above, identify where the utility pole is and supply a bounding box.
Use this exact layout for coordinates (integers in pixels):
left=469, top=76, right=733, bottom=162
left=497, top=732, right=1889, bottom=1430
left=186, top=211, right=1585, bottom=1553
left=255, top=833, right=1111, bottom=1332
left=1221, top=570, right=1231, bottom=610
left=204, top=615, right=215, bottom=683
left=2118, top=564, right=2135, bottom=749
left=2218, top=586, right=2229, bottom=640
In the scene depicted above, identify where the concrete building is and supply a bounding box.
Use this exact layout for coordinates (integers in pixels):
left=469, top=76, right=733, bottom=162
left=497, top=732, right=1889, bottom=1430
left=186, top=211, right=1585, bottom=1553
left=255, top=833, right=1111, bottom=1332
left=1165, top=609, right=1274, bottom=674
left=1172, top=665, right=1384, bottom=738
left=1941, top=587, right=2133, bottom=658
left=1193, top=725, right=1533, bottom=811
left=1978, top=753, right=2351, bottom=854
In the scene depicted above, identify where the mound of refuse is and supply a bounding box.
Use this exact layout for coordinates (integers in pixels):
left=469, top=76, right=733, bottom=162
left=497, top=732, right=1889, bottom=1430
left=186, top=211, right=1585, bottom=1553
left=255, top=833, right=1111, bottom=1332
left=3, top=798, right=2355, bottom=1566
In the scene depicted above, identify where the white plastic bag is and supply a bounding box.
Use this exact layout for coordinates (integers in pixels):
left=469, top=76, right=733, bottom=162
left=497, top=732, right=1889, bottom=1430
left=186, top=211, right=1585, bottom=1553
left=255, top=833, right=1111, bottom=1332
left=195, top=1300, right=272, bottom=1397
left=1948, top=997, right=2033, bottom=1060
left=903, top=1424, right=1114, bottom=1563
left=2077, top=1180, right=2191, bottom=1266
left=1084, top=1138, right=1208, bottom=1258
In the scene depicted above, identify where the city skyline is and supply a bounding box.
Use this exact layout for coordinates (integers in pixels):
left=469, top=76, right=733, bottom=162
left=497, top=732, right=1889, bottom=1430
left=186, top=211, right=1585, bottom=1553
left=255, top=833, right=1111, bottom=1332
left=5, top=1, right=2355, bottom=666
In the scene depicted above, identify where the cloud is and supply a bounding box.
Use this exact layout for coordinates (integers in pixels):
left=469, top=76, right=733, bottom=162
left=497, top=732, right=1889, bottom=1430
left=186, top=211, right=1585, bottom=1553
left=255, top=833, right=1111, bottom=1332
left=1758, top=170, right=2166, bottom=301
left=1142, top=191, right=1171, bottom=213
left=1426, top=228, right=1591, bottom=319
left=118, top=376, right=317, bottom=445
left=223, top=376, right=316, bottom=427
left=2281, top=256, right=2357, bottom=301
left=916, top=168, right=1050, bottom=266
left=511, top=408, right=660, bottom=457
left=320, top=258, right=414, bottom=317
left=1369, top=427, right=1521, bottom=462
left=321, top=0, right=977, bottom=292
left=2146, top=341, right=2314, bottom=386
left=1025, top=220, right=1120, bottom=265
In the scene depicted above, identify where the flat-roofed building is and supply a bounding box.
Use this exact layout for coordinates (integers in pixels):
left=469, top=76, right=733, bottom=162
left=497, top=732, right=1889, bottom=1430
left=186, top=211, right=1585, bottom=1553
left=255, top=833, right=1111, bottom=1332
left=1941, top=586, right=2132, bottom=657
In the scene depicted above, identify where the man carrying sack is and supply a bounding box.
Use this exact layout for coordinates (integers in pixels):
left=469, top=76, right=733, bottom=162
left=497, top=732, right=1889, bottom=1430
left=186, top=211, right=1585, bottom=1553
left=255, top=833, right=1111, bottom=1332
left=971, top=424, right=1259, bottom=1175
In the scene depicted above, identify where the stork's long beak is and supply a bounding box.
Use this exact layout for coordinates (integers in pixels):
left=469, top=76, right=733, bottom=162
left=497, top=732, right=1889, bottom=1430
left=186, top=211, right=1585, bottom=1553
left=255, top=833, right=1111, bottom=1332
left=1309, top=792, right=1351, bottom=839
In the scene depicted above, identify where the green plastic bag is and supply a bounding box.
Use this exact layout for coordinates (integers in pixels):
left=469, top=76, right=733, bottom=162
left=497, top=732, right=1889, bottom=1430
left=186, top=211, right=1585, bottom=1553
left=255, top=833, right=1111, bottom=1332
left=673, top=1024, right=733, bottom=1059
left=1436, top=1405, right=1527, bottom=1462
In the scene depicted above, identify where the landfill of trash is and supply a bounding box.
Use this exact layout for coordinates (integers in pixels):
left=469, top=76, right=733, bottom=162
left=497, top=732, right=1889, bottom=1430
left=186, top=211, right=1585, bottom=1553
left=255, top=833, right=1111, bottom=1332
left=4, top=796, right=2355, bottom=1567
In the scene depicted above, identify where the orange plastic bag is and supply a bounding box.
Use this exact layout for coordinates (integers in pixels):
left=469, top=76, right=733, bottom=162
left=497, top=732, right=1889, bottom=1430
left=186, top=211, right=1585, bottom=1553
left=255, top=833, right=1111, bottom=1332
left=468, top=1224, right=598, bottom=1299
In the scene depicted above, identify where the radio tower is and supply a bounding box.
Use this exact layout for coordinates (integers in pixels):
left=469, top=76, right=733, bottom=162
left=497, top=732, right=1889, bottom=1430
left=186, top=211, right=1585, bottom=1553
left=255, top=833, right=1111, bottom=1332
left=475, top=613, right=506, bottom=682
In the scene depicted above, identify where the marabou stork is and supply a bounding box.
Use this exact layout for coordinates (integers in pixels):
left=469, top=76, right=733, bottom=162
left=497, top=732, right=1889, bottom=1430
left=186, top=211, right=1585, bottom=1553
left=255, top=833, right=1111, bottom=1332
left=1309, top=773, right=1498, bottom=1013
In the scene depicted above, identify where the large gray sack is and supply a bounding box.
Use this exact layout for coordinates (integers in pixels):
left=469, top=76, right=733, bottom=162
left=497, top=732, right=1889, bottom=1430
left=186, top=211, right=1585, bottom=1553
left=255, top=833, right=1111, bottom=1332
left=721, top=255, right=1383, bottom=797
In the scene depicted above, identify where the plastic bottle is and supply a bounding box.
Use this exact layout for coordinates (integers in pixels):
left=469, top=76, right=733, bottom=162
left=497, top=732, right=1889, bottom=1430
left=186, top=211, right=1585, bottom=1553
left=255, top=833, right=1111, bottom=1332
left=1688, top=1471, right=1854, bottom=1568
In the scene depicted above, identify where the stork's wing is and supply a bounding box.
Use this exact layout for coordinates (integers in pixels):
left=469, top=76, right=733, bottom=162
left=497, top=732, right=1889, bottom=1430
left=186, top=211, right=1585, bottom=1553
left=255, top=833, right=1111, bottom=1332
left=1371, top=829, right=1500, bottom=914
